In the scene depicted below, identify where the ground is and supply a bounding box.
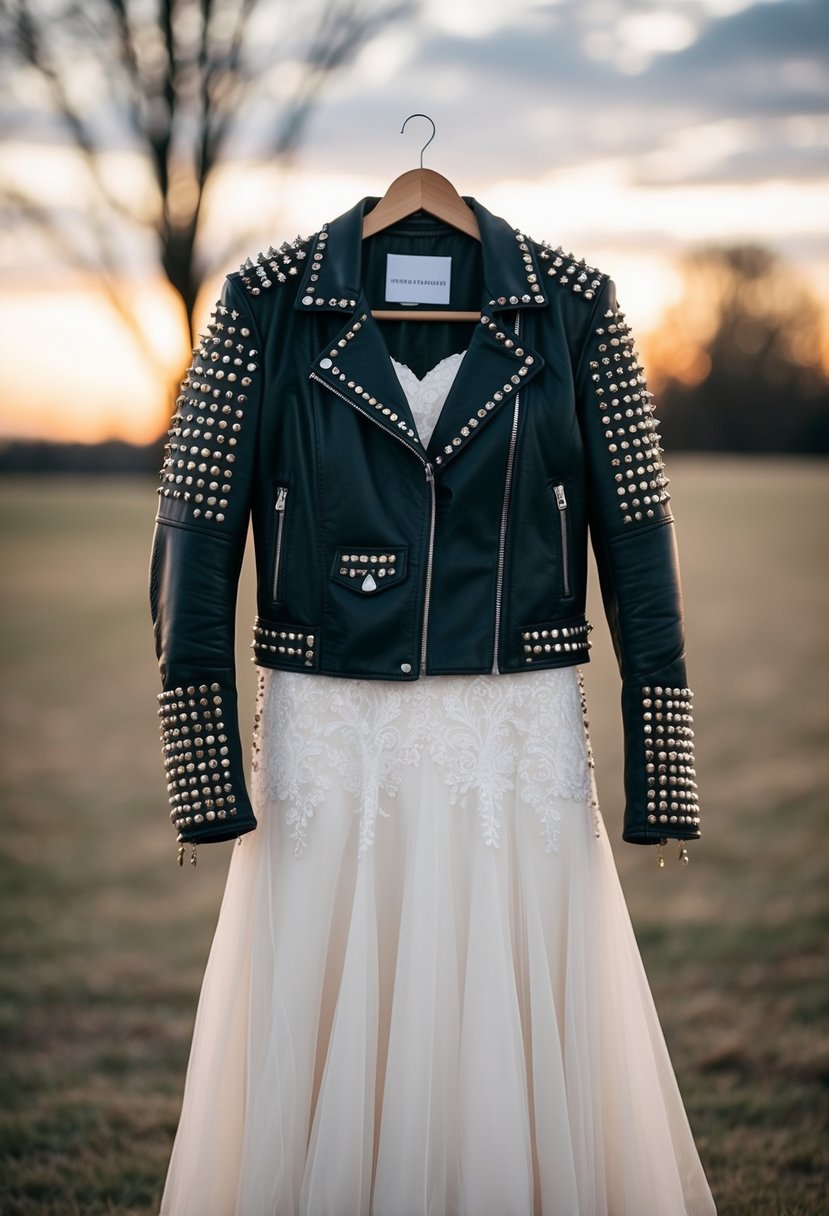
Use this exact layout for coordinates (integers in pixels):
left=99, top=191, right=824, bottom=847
left=0, top=458, right=827, bottom=1215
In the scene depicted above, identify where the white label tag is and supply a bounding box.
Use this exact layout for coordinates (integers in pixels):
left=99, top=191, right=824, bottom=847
left=385, top=254, right=451, bottom=305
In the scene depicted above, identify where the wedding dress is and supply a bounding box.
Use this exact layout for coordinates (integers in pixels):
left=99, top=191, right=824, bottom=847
left=159, top=351, right=717, bottom=1216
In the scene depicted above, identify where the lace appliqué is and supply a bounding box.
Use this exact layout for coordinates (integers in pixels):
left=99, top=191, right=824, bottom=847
left=253, top=668, right=595, bottom=861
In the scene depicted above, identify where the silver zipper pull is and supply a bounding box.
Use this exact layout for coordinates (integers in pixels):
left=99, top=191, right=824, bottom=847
left=554, top=483, right=567, bottom=510
left=425, top=463, right=435, bottom=484
left=275, top=486, right=287, bottom=511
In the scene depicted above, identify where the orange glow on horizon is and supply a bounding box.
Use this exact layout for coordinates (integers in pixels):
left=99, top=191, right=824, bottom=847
left=2, top=216, right=828, bottom=445
left=0, top=277, right=190, bottom=445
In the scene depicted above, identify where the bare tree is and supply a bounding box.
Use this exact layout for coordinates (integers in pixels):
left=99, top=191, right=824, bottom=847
left=1, top=0, right=412, bottom=365
left=651, top=244, right=829, bottom=454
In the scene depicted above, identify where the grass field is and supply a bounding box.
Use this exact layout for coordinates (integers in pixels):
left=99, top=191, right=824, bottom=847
left=1, top=459, right=827, bottom=1216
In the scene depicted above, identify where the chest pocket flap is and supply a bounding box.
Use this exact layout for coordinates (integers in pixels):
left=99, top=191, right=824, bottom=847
left=330, top=546, right=408, bottom=595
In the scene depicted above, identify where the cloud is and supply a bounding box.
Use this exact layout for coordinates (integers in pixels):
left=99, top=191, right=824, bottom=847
left=634, top=0, right=829, bottom=115
left=6, top=0, right=827, bottom=188
left=631, top=115, right=829, bottom=186
left=300, top=0, right=829, bottom=184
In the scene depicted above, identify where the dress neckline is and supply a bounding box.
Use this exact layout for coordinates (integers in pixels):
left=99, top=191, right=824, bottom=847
left=389, top=350, right=467, bottom=386
left=390, top=351, right=467, bottom=447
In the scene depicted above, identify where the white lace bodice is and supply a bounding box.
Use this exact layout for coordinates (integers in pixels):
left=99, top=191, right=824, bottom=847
left=253, top=353, right=599, bottom=861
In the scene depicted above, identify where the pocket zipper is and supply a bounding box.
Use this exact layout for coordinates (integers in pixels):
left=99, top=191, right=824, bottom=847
left=554, top=483, right=572, bottom=598
left=272, top=486, right=288, bottom=601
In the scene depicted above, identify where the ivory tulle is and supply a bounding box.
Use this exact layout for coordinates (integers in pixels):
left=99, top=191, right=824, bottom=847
left=158, top=664, right=717, bottom=1216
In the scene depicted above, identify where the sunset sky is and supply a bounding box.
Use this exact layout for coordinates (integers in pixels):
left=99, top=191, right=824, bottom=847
left=1, top=0, right=827, bottom=444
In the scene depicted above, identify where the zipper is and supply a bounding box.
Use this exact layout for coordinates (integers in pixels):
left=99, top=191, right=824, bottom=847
left=491, top=311, right=522, bottom=675
left=309, top=372, right=422, bottom=462
left=420, top=463, right=436, bottom=675
left=309, top=370, right=435, bottom=676
left=272, top=485, right=288, bottom=601
left=553, top=483, right=572, bottom=598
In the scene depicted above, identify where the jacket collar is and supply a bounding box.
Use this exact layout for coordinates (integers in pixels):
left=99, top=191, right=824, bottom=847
left=294, top=194, right=548, bottom=317
left=300, top=196, right=546, bottom=471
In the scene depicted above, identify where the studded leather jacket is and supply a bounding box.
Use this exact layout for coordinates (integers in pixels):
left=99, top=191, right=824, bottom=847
left=149, top=195, right=701, bottom=859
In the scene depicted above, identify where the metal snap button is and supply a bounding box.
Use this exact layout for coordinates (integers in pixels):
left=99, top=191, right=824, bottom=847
left=400, top=662, right=412, bottom=673
left=319, top=357, right=333, bottom=369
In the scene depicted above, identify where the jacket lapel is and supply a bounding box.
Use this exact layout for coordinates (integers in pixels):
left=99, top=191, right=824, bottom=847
left=310, top=306, right=427, bottom=462
left=425, top=314, right=544, bottom=468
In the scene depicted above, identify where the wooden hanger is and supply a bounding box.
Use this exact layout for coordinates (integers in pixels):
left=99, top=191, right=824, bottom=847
left=364, top=114, right=481, bottom=321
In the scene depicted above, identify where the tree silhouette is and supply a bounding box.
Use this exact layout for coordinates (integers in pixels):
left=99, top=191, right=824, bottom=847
left=652, top=244, right=829, bottom=454
left=1, top=0, right=412, bottom=365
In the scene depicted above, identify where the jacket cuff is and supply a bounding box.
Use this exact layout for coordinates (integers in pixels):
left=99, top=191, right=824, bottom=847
left=156, top=677, right=257, bottom=846
left=621, top=670, right=701, bottom=844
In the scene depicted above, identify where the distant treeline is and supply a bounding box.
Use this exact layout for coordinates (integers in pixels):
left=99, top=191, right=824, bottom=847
left=0, top=439, right=162, bottom=474
left=659, top=390, right=829, bottom=456
left=654, top=244, right=829, bottom=457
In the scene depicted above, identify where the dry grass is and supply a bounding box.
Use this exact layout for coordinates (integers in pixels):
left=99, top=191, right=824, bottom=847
left=1, top=459, right=827, bottom=1215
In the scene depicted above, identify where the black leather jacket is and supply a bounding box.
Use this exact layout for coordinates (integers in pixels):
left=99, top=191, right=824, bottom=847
left=149, top=195, right=700, bottom=854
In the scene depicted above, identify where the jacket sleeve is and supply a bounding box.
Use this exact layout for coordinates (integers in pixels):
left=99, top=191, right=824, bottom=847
left=575, top=276, right=701, bottom=845
left=148, top=273, right=261, bottom=855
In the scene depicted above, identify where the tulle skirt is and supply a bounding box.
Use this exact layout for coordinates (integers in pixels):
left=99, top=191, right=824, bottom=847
left=159, top=665, right=717, bottom=1216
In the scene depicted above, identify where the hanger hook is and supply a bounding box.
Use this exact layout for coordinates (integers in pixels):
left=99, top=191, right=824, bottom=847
left=401, top=113, right=436, bottom=170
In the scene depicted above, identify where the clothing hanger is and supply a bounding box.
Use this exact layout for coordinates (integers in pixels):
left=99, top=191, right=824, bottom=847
left=364, top=114, right=481, bottom=322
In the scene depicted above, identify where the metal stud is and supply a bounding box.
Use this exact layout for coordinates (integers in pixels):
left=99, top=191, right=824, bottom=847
left=251, top=619, right=317, bottom=668
left=589, top=303, right=670, bottom=525
left=641, top=684, right=699, bottom=832
left=157, top=298, right=259, bottom=527
left=521, top=620, right=593, bottom=663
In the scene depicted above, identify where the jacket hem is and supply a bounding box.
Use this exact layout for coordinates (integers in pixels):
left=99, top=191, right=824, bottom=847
left=623, top=824, right=702, bottom=845
left=251, top=652, right=592, bottom=680
left=175, top=814, right=258, bottom=846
